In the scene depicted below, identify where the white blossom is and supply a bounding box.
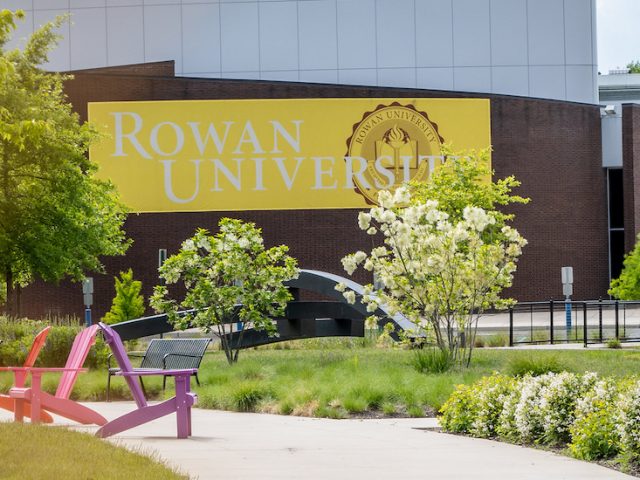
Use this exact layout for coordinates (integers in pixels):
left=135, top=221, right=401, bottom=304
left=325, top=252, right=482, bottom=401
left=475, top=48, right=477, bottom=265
left=343, top=290, right=356, bottom=304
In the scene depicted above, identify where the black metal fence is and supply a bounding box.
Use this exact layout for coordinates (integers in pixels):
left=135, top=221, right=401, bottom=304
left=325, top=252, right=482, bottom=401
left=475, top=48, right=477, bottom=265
left=507, top=300, right=640, bottom=347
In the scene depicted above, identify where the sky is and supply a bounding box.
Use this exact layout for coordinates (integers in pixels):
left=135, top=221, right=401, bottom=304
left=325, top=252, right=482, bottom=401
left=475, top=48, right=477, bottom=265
left=597, top=0, right=640, bottom=73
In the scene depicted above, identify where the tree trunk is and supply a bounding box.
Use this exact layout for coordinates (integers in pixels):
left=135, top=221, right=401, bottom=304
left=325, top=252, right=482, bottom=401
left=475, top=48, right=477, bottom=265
left=16, top=284, right=21, bottom=318
left=4, top=268, right=14, bottom=317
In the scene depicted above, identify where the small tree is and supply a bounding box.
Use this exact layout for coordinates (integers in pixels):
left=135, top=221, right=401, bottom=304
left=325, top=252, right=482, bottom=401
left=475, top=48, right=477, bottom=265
left=102, top=269, right=145, bottom=324
left=409, top=148, right=529, bottom=242
left=0, top=10, right=130, bottom=316
left=338, top=186, right=527, bottom=367
left=627, top=60, right=640, bottom=73
left=609, top=235, right=640, bottom=300
left=150, top=219, right=299, bottom=364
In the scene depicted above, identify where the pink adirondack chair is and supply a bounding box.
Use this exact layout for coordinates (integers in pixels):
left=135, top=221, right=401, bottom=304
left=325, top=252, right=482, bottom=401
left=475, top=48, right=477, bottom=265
left=9, top=324, right=107, bottom=426
left=0, top=326, right=54, bottom=422
left=96, top=322, right=197, bottom=439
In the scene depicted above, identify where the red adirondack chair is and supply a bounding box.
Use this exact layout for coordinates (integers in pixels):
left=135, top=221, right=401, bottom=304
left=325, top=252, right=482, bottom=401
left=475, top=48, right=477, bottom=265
left=9, top=324, right=107, bottom=426
left=96, top=322, right=197, bottom=439
left=0, top=326, right=54, bottom=422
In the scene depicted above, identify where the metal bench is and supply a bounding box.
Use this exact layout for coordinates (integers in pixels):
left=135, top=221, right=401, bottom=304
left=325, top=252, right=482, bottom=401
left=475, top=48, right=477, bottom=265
left=107, top=337, right=211, bottom=401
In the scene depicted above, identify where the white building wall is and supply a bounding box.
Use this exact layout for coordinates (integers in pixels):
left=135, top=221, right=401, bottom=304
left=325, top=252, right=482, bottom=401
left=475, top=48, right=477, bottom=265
left=4, top=0, right=598, bottom=103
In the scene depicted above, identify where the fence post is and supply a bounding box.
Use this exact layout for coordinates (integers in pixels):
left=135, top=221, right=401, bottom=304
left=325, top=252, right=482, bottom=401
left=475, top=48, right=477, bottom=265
left=583, top=302, right=588, bottom=348
left=615, top=301, right=620, bottom=340
left=550, top=299, right=554, bottom=345
left=509, top=306, right=514, bottom=347
left=598, top=297, right=603, bottom=343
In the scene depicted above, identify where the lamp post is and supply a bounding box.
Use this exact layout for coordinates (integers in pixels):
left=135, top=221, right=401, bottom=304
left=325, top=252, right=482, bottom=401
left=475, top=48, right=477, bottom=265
left=82, top=277, right=93, bottom=327
left=561, top=267, right=573, bottom=339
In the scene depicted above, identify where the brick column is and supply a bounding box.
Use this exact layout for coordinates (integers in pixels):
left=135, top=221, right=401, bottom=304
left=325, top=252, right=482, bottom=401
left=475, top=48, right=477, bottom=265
left=622, top=104, right=640, bottom=252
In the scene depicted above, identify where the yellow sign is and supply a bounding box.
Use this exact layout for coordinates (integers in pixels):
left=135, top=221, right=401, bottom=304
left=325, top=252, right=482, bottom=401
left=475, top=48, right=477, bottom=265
left=89, top=98, right=491, bottom=212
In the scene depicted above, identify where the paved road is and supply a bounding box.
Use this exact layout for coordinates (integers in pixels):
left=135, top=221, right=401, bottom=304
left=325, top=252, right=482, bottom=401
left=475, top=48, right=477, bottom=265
left=3, top=402, right=632, bottom=480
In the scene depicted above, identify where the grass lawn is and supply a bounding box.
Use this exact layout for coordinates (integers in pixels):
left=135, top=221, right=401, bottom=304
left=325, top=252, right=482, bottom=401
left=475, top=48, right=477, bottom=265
left=1, top=343, right=639, bottom=418
left=0, top=422, right=186, bottom=479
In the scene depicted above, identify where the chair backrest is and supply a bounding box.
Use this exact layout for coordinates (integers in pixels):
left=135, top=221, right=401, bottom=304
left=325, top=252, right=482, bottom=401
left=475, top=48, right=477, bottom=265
left=55, top=325, right=99, bottom=399
left=140, top=338, right=211, bottom=370
left=23, top=326, right=52, bottom=368
left=98, top=322, right=147, bottom=408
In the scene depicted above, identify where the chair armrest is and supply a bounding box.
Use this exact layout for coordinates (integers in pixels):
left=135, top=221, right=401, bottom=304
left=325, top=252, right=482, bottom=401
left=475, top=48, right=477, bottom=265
left=117, top=368, right=197, bottom=377
left=162, top=353, right=202, bottom=369
left=108, top=351, right=144, bottom=370
left=28, top=367, right=88, bottom=373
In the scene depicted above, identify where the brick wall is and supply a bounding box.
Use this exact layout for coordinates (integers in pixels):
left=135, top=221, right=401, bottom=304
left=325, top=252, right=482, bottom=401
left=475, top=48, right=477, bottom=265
left=19, top=66, right=610, bottom=319
left=623, top=104, right=640, bottom=252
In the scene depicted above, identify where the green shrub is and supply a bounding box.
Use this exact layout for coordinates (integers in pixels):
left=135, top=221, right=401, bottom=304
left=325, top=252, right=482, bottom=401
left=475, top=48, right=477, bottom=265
left=607, top=338, right=622, bottom=349
left=0, top=318, right=107, bottom=369
left=618, top=380, right=640, bottom=467
left=103, top=269, right=145, bottom=325
left=469, top=374, right=515, bottom=438
left=570, top=405, right=620, bottom=460
left=439, top=384, right=476, bottom=433
left=411, top=348, right=454, bottom=374
left=440, top=374, right=515, bottom=438
left=506, top=355, right=563, bottom=377
left=537, top=372, right=597, bottom=445
left=485, top=333, right=509, bottom=348
left=230, top=382, right=271, bottom=412
left=495, top=384, right=522, bottom=441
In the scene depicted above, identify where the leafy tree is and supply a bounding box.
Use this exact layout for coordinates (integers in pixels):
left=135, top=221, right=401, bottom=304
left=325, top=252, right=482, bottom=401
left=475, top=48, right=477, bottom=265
left=409, top=147, right=529, bottom=242
left=0, top=10, right=129, bottom=315
left=151, top=219, right=299, bottom=364
left=627, top=60, right=640, bottom=73
left=102, top=269, right=145, bottom=324
left=609, top=235, right=640, bottom=300
left=339, top=187, right=527, bottom=367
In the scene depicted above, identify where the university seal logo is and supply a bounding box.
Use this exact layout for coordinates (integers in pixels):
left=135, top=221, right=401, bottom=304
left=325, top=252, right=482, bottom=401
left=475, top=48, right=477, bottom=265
left=345, top=102, right=444, bottom=204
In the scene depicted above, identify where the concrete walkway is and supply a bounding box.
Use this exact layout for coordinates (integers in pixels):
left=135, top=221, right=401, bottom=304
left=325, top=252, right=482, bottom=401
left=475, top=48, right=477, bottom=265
left=2, top=402, right=633, bottom=480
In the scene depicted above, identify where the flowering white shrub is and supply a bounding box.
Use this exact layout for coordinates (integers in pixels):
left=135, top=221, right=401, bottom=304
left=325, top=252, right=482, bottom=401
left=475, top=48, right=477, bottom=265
left=495, top=384, right=522, bottom=441
left=441, top=371, right=640, bottom=465
left=617, top=380, right=640, bottom=464
left=511, top=373, right=555, bottom=443
left=439, top=374, right=514, bottom=438
left=469, top=375, right=515, bottom=438
left=537, top=372, right=597, bottom=445
left=339, top=187, right=526, bottom=366
left=569, top=377, right=622, bottom=460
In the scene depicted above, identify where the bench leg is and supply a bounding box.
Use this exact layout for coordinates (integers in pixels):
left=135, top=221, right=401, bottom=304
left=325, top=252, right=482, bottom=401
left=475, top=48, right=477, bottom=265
left=107, top=371, right=111, bottom=402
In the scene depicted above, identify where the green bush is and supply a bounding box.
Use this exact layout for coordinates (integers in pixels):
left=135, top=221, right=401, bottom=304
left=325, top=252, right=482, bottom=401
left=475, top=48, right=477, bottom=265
left=618, top=381, right=640, bottom=468
left=230, top=382, right=271, bottom=412
left=411, top=348, right=454, bottom=374
left=440, top=372, right=640, bottom=468
left=0, top=318, right=107, bottom=369
left=440, top=374, right=514, bottom=438
left=607, top=338, right=622, bottom=349
left=469, top=375, right=515, bottom=438
left=439, top=384, right=476, bottom=433
left=506, top=355, right=563, bottom=377
left=103, top=269, right=145, bottom=325
left=569, top=405, right=620, bottom=461
left=485, top=333, right=509, bottom=347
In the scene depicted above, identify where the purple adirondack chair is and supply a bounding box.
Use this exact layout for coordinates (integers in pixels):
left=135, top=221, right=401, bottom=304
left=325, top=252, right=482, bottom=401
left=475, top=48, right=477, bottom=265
left=96, top=322, right=198, bottom=439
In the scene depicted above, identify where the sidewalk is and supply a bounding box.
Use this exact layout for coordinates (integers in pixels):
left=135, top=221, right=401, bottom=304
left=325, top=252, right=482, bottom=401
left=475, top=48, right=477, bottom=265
left=3, top=402, right=633, bottom=480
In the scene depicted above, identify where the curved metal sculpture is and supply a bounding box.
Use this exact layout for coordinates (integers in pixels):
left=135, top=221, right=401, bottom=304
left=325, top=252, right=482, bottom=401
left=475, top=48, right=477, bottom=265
left=111, top=269, right=416, bottom=348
